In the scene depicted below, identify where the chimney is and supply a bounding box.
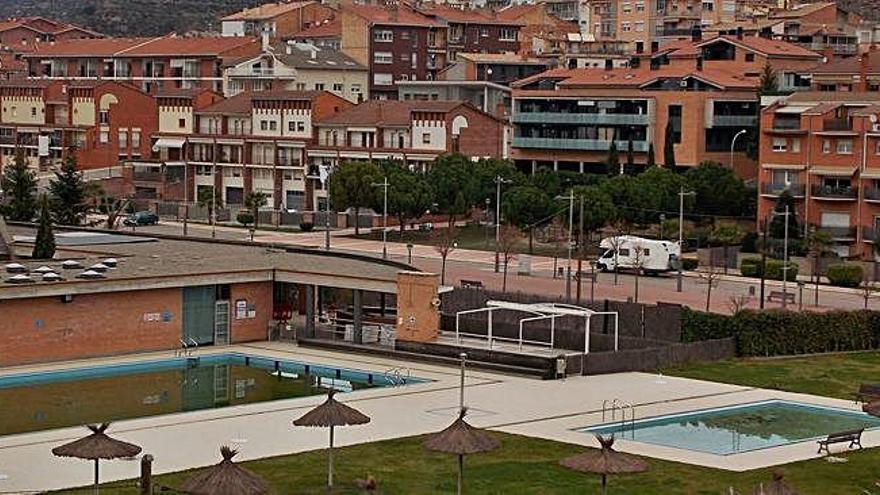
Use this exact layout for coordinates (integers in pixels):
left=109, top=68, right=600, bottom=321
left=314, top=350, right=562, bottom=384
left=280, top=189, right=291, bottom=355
left=736, top=26, right=743, bottom=40
left=696, top=54, right=703, bottom=71
left=691, top=25, right=702, bottom=42
left=261, top=26, right=270, bottom=52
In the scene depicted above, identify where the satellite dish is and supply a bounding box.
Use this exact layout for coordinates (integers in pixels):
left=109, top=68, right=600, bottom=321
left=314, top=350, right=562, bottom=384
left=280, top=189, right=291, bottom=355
left=871, top=114, right=878, bottom=123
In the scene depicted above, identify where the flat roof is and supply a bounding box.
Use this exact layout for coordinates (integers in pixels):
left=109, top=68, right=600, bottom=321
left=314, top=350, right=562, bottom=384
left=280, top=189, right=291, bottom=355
left=1, top=226, right=412, bottom=299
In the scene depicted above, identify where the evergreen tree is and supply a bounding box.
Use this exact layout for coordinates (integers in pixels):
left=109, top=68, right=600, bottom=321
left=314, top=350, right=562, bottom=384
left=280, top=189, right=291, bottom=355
left=758, top=62, right=778, bottom=96
left=606, top=140, right=619, bottom=175
left=0, top=149, right=38, bottom=221
left=32, top=194, right=55, bottom=259
left=646, top=142, right=656, bottom=167
left=769, top=190, right=801, bottom=240
left=49, top=154, right=89, bottom=226
left=626, top=135, right=635, bottom=173
left=663, top=122, right=676, bottom=168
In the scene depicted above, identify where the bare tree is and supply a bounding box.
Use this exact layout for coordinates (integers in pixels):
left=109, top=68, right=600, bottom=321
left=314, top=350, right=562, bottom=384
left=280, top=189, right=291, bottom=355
left=699, top=264, right=721, bottom=312
left=631, top=244, right=645, bottom=303
left=606, top=220, right=628, bottom=286
left=728, top=293, right=752, bottom=314
left=432, top=225, right=458, bottom=286
left=862, top=281, right=877, bottom=310
left=497, top=224, right=521, bottom=293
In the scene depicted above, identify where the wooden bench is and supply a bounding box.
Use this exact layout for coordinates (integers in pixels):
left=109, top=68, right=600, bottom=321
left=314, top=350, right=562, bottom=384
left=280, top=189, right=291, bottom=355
left=767, top=291, right=796, bottom=304
left=460, top=279, right=484, bottom=289
left=856, top=383, right=880, bottom=402
left=817, top=428, right=863, bottom=454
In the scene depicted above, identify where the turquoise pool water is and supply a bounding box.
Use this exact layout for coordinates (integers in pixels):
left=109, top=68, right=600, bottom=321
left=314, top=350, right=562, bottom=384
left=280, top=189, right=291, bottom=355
left=0, top=353, right=422, bottom=437
left=582, top=400, right=880, bottom=455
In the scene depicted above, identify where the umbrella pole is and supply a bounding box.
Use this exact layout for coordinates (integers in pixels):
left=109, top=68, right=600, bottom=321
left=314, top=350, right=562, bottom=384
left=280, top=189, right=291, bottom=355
left=328, top=425, right=335, bottom=489
left=457, top=454, right=463, bottom=495
left=601, top=473, right=607, bottom=495
left=94, top=458, right=99, bottom=495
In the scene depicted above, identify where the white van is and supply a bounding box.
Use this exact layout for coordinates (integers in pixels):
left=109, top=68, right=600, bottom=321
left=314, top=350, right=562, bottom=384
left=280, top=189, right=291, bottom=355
left=596, top=235, right=681, bottom=274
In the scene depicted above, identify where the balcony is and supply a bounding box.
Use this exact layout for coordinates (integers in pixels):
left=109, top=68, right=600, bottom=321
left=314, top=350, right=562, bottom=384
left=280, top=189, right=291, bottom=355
left=822, top=118, right=853, bottom=132
left=512, top=112, right=650, bottom=126
left=865, top=187, right=880, bottom=201
left=226, top=66, right=297, bottom=78
left=512, top=137, right=649, bottom=152
left=654, top=28, right=695, bottom=36
left=770, top=119, right=803, bottom=131
left=712, top=115, right=758, bottom=127
left=811, top=184, right=858, bottom=199
left=863, top=227, right=877, bottom=242
left=799, top=42, right=857, bottom=55
left=814, top=225, right=857, bottom=240
left=761, top=183, right=806, bottom=197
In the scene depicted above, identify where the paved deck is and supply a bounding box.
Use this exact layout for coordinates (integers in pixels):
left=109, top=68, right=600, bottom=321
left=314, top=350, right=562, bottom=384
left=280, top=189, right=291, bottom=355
left=0, top=342, right=873, bottom=492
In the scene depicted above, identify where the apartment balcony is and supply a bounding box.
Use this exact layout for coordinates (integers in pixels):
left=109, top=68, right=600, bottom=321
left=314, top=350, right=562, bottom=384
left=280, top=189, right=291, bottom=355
left=654, top=28, right=695, bottom=37
left=769, top=119, right=804, bottom=131
left=512, top=112, right=650, bottom=126
left=761, top=183, right=806, bottom=197
left=865, top=187, right=880, bottom=202
left=512, top=137, right=649, bottom=152
left=811, top=184, right=858, bottom=200
left=822, top=118, right=853, bottom=132
left=813, top=225, right=857, bottom=240
left=863, top=226, right=877, bottom=242
left=226, top=66, right=297, bottom=78
left=799, top=42, right=857, bottom=55
left=712, top=115, right=758, bottom=127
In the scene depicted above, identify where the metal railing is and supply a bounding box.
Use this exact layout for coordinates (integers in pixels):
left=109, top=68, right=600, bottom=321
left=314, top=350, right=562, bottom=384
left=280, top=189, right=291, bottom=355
left=813, top=225, right=857, bottom=239
left=811, top=185, right=858, bottom=199
left=512, top=112, right=650, bottom=126
left=771, top=119, right=802, bottom=130
left=823, top=118, right=852, bottom=131
left=512, top=137, right=649, bottom=152
left=864, top=187, right=880, bottom=201
left=712, top=115, right=757, bottom=127
left=761, top=183, right=805, bottom=196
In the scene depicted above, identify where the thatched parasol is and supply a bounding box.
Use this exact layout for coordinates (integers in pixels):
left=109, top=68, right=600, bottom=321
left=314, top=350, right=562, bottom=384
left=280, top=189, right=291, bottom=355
left=863, top=400, right=880, bottom=417
left=423, top=408, right=500, bottom=495
left=293, top=389, right=370, bottom=489
left=51, top=423, right=142, bottom=495
left=559, top=435, right=648, bottom=495
left=179, top=446, right=269, bottom=495
left=751, top=470, right=800, bottom=495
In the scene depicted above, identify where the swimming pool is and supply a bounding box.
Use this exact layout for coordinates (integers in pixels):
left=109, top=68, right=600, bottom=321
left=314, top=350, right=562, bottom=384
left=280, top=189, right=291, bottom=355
left=581, top=400, right=880, bottom=455
left=0, top=353, right=423, bottom=437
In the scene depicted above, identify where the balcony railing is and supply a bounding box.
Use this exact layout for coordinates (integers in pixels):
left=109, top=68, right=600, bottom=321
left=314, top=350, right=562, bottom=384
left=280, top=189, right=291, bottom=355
left=761, top=183, right=805, bottom=196
left=865, top=187, right=880, bottom=201
left=512, top=112, right=650, bottom=125
left=811, top=184, right=858, bottom=199
left=712, top=115, right=758, bottom=127
left=864, top=227, right=877, bottom=241
left=823, top=118, right=852, bottom=131
left=771, top=119, right=802, bottom=130
left=814, top=225, right=857, bottom=239
left=512, top=137, right=649, bottom=152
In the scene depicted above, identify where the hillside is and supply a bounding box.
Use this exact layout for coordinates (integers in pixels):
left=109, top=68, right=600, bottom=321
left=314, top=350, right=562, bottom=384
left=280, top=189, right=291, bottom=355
left=0, top=0, right=269, bottom=36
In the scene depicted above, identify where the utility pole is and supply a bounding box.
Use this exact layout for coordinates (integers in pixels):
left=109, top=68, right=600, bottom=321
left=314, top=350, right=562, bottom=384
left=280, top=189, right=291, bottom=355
left=576, top=194, right=584, bottom=304
left=320, top=164, right=332, bottom=251
left=759, top=217, right=768, bottom=309
left=493, top=175, right=510, bottom=273
left=373, top=177, right=389, bottom=259
left=677, top=187, right=695, bottom=292
left=183, top=162, right=189, bottom=236
left=781, top=204, right=790, bottom=309
left=556, top=190, right=575, bottom=302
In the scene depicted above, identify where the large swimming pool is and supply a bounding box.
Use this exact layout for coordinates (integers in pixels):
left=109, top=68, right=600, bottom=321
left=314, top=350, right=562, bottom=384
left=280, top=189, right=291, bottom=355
left=0, top=353, right=423, bottom=437
left=581, top=400, right=880, bottom=455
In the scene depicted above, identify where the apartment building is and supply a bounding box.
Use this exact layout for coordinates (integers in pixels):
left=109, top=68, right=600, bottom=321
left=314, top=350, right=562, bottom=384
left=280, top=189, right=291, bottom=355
left=149, top=90, right=352, bottom=210
left=811, top=49, right=880, bottom=92
left=758, top=92, right=880, bottom=260
left=25, top=36, right=261, bottom=94
left=510, top=65, right=758, bottom=176
left=223, top=41, right=369, bottom=102
left=0, top=79, right=157, bottom=172
left=417, top=4, right=523, bottom=59
left=290, top=18, right=342, bottom=50
left=497, top=2, right=580, bottom=56
left=440, top=53, right=552, bottom=86
left=307, top=100, right=508, bottom=206
left=0, top=16, right=102, bottom=52
left=220, top=1, right=335, bottom=39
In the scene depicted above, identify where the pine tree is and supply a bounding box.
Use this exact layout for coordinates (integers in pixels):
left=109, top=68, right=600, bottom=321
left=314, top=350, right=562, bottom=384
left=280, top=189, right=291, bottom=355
left=49, top=154, right=89, bottom=226
left=758, top=61, right=778, bottom=96
left=663, top=122, right=677, bottom=168
left=606, top=140, right=619, bottom=175
left=32, top=194, right=55, bottom=259
left=0, top=149, right=38, bottom=221
left=626, top=135, right=635, bottom=173
left=646, top=142, right=656, bottom=167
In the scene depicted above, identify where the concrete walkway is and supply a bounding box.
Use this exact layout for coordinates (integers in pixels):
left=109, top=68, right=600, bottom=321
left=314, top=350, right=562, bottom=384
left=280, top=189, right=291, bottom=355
left=0, top=343, right=874, bottom=492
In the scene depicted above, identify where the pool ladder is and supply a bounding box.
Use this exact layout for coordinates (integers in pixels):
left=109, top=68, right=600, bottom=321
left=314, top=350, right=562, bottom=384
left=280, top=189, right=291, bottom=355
left=383, top=367, right=411, bottom=387
left=176, top=337, right=199, bottom=358
left=602, top=398, right=636, bottom=438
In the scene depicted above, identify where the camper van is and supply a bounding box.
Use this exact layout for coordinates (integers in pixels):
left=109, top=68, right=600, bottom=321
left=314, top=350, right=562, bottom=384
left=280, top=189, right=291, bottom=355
left=596, top=235, right=680, bottom=274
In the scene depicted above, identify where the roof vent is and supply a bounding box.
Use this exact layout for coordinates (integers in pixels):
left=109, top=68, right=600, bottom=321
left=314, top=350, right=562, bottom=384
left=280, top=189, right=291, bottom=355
left=6, top=273, right=33, bottom=284
left=4, top=262, right=26, bottom=273
left=76, top=270, right=105, bottom=280
left=102, top=258, right=118, bottom=268
left=42, top=272, right=62, bottom=282
left=33, top=265, right=54, bottom=274
left=62, top=260, right=83, bottom=269
left=89, top=263, right=110, bottom=272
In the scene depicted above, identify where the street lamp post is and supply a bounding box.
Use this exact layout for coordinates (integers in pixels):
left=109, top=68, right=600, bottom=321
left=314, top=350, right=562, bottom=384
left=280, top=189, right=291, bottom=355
left=677, top=187, right=696, bottom=292
left=556, top=190, right=575, bottom=302
left=730, top=129, right=747, bottom=170
left=319, top=164, right=332, bottom=251
left=493, top=175, right=511, bottom=273
left=780, top=205, right=791, bottom=309
left=373, top=177, right=389, bottom=259
left=406, top=243, right=413, bottom=264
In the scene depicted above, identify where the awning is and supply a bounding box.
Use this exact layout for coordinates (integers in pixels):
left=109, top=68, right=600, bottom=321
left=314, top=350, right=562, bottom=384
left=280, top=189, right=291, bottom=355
left=775, top=106, right=812, bottom=114
left=809, top=166, right=857, bottom=177
left=762, top=163, right=807, bottom=170
left=151, top=137, right=185, bottom=152
left=860, top=169, right=880, bottom=179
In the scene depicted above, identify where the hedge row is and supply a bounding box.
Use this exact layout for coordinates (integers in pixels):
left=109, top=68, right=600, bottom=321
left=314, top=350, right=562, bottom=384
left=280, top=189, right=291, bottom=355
left=682, top=308, right=880, bottom=357
left=740, top=257, right=799, bottom=281
left=826, top=264, right=864, bottom=288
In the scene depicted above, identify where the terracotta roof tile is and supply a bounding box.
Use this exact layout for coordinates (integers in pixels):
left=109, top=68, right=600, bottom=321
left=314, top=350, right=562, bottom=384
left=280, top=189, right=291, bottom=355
left=29, top=36, right=258, bottom=58
left=343, top=4, right=444, bottom=27
left=291, top=18, right=341, bottom=39
left=30, top=37, right=153, bottom=57
left=708, top=35, right=822, bottom=58
left=222, top=1, right=315, bottom=21
left=770, top=1, right=835, bottom=19
left=418, top=5, right=523, bottom=26
left=513, top=66, right=758, bottom=90
left=812, top=50, right=880, bottom=74
left=197, top=92, right=253, bottom=115
left=318, top=100, right=465, bottom=126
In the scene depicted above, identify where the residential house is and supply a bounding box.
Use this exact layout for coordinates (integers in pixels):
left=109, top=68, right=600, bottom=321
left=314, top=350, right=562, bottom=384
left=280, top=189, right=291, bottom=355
left=289, top=18, right=342, bottom=49
left=221, top=1, right=335, bottom=39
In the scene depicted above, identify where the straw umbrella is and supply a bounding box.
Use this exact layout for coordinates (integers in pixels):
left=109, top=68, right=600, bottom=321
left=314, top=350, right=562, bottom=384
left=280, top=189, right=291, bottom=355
left=180, top=446, right=269, bottom=495
left=559, top=435, right=648, bottom=495
left=51, top=423, right=142, bottom=495
left=863, top=400, right=880, bottom=417
left=292, top=389, right=370, bottom=489
left=751, top=470, right=800, bottom=495
left=423, top=407, right=500, bottom=495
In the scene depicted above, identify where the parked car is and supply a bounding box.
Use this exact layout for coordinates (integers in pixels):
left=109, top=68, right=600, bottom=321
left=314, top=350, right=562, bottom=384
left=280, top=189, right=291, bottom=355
left=123, top=211, right=159, bottom=226
left=596, top=235, right=680, bottom=274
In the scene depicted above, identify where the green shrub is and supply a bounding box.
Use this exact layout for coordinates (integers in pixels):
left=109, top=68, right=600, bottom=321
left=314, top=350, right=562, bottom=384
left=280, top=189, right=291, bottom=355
left=299, top=221, right=314, bottom=232
left=681, top=258, right=698, bottom=271
left=740, top=257, right=763, bottom=278
left=682, top=308, right=734, bottom=342
left=236, top=210, right=254, bottom=226
left=826, top=264, right=864, bottom=288
left=764, top=259, right=798, bottom=281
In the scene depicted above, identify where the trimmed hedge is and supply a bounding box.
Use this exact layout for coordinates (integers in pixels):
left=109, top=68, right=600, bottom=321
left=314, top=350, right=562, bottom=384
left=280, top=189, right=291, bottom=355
left=740, top=257, right=762, bottom=278
left=739, top=257, right=798, bottom=281
left=682, top=258, right=698, bottom=271
left=682, top=307, right=880, bottom=357
left=826, top=264, right=864, bottom=288
left=299, top=222, right=314, bottom=232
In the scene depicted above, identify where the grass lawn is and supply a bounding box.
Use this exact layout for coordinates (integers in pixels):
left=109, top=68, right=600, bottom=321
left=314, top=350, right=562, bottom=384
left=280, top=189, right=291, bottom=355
left=54, top=431, right=880, bottom=494
left=349, top=224, right=574, bottom=259
left=665, top=351, right=880, bottom=400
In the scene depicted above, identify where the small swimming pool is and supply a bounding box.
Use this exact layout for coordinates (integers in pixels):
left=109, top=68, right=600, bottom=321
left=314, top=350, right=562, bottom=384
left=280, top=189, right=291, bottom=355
left=0, top=353, right=424, bottom=437
left=581, top=400, right=880, bottom=455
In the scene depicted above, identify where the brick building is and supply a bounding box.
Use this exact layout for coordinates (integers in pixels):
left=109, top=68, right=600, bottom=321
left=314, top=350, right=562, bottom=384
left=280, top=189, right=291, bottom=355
left=220, top=1, right=335, bottom=39
left=510, top=65, right=758, bottom=176
left=0, top=16, right=102, bottom=53
left=758, top=92, right=880, bottom=260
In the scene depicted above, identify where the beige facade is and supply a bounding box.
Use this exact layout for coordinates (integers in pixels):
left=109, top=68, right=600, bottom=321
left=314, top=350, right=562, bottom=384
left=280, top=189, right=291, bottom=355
left=158, top=105, right=194, bottom=134
left=1, top=96, right=45, bottom=125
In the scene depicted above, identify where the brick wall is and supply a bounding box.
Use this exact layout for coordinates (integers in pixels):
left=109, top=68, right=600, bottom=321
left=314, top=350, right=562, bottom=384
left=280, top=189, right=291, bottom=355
left=230, top=281, right=272, bottom=343
left=0, top=288, right=182, bottom=367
